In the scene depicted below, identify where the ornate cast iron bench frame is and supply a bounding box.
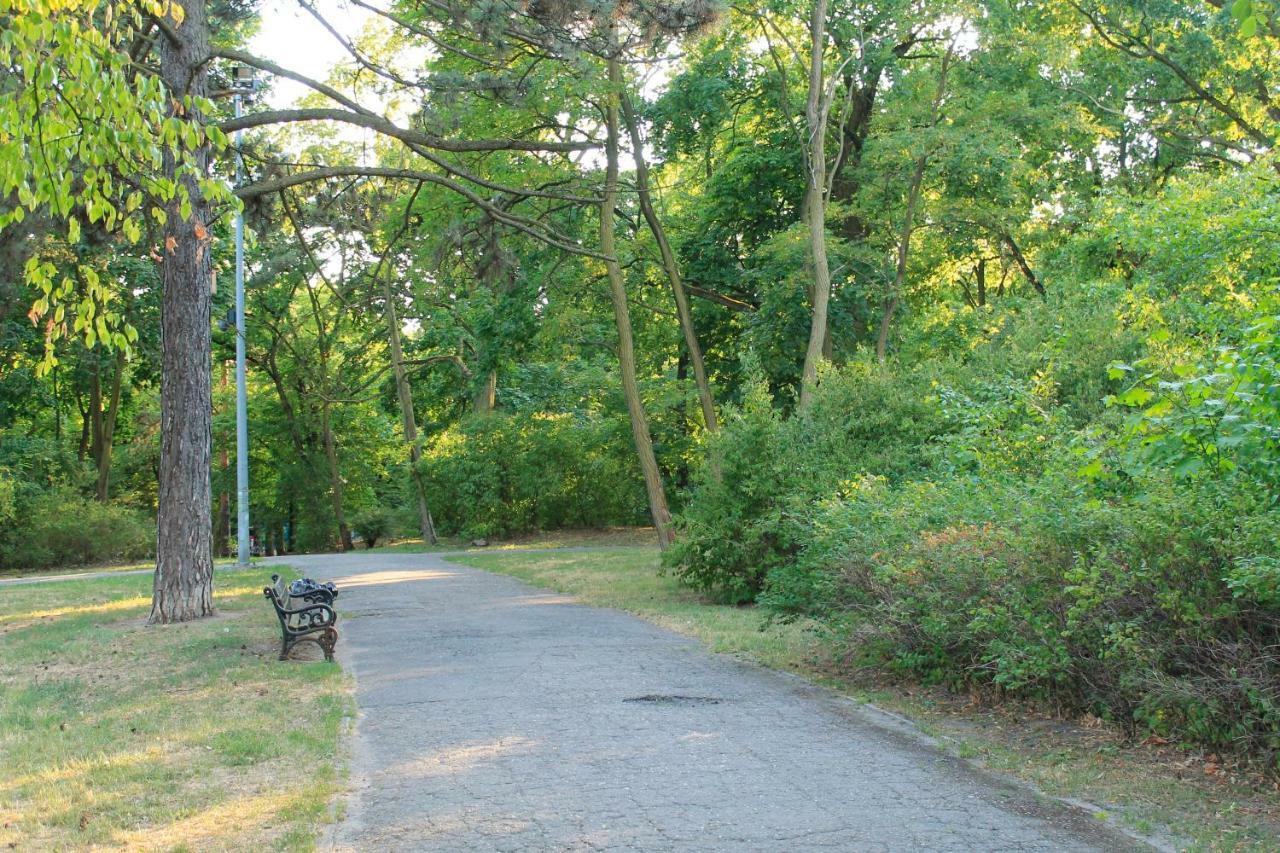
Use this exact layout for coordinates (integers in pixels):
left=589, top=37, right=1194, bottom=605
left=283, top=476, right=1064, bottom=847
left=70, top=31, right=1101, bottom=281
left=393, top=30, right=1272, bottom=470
left=264, top=574, right=338, bottom=661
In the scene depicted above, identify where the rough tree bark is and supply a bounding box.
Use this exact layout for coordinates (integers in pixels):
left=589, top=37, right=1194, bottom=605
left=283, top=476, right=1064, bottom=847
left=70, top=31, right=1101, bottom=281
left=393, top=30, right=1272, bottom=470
left=799, top=0, right=833, bottom=410
left=150, top=0, right=214, bottom=624
left=620, top=92, right=718, bottom=433
left=603, top=54, right=674, bottom=548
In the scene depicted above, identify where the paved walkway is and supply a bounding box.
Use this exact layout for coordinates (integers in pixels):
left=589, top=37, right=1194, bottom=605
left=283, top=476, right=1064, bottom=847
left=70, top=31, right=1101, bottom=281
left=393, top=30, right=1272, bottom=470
left=272, top=551, right=1148, bottom=853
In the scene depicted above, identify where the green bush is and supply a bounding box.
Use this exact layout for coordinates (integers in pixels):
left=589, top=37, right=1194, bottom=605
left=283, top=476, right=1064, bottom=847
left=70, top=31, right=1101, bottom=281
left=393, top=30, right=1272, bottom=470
left=418, top=411, right=646, bottom=539
left=662, top=374, right=798, bottom=603
left=351, top=507, right=394, bottom=549
left=667, top=268, right=1278, bottom=762
left=663, top=359, right=952, bottom=603
left=762, top=470, right=1280, bottom=764
left=0, top=488, right=153, bottom=570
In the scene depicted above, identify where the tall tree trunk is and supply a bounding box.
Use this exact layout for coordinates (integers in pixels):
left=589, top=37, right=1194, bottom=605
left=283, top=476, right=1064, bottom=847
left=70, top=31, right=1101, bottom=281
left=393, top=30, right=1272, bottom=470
left=975, top=257, right=987, bottom=307
left=52, top=363, right=61, bottom=441
left=89, top=359, right=103, bottom=472
left=151, top=0, right=214, bottom=623
left=619, top=92, right=718, bottom=433
left=94, top=347, right=126, bottom=501
left=603, top=54, right=674, bottom=548
left=77, top=397, right=90, bottom=462
left=382, top=272, right=438, bottom=544
left=799, top=0, right=832, bottom=410
left=473, top=369, right=497, bottom=414
left=320, top=402, right=354, bottom=551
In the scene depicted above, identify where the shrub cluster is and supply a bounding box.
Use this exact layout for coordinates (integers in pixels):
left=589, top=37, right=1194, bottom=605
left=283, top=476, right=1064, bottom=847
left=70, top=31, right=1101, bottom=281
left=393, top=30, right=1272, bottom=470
left=0, top=486, right=153, bottom=570
left=666, top=285, right=1280, bottom=764
left=764, top=473, right=1279, bottom=762
left=418, top=411, right=647, bottom=538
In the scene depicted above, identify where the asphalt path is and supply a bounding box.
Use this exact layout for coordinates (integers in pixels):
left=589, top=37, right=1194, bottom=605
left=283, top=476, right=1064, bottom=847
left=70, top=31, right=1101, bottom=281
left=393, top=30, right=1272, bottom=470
left=266, top=551, right=1150, bottom=853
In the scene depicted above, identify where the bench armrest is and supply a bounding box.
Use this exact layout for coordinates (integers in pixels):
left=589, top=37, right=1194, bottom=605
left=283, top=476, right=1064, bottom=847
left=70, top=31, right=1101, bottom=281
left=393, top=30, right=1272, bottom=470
left=283, top=603, right=336, bottom=633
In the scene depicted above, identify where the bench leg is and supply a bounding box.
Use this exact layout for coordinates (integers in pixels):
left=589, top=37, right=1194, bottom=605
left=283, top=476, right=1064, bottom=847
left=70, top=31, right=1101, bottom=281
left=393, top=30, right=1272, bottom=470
left=279, top=629, right=337, bottom=662
left=318, top=627, right=338, bottom=662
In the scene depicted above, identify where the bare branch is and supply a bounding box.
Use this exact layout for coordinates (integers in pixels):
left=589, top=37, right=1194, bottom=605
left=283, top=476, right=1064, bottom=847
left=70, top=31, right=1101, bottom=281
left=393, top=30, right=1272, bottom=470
left=219, top=107, right=595, bottom=154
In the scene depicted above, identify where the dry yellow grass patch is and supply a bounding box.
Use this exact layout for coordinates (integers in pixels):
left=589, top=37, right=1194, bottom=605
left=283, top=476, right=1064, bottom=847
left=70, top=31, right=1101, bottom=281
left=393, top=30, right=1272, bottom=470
left=0, top=568, right=352, bottom=851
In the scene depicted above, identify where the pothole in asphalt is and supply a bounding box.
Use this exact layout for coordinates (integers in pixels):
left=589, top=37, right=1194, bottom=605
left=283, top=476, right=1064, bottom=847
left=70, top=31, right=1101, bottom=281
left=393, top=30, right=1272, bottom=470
left=623, top=694, right=723, bottom=705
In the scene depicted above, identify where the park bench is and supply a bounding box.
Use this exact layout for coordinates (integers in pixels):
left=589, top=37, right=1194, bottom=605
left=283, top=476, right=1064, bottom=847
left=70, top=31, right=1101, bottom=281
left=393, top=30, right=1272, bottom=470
left=263, top=574, right=339, bottom=662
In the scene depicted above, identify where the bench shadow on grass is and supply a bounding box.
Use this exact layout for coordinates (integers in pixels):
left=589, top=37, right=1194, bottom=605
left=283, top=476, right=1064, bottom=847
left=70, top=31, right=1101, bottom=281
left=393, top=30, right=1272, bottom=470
left=0, top=568, right=352, bottom=850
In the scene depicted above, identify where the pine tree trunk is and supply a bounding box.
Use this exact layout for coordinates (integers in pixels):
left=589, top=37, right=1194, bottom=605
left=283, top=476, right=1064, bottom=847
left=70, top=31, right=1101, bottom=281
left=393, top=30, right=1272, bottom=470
left=603, top=55, right=674, bottom=547
left=799, top=0, right=832, bottom=410
left=620, top=93, right=718, bottom=433
left=383, top=273, right=437, bottom=544
left=150, top=0, right=214, bottom=624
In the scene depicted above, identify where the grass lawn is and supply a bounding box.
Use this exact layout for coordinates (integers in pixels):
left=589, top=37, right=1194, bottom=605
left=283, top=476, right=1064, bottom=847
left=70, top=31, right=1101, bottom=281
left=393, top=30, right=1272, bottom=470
left=455, top=546, right=1280, bottom=852
left=0, top=567, right=352, bottom=851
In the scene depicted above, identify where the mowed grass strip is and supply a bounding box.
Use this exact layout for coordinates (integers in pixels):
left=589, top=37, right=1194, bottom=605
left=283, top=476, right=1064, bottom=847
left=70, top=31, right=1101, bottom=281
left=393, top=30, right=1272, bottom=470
left=0, top=568, right=352, bottom=851
left=452, top=547, right=823, bottom=672
left=454, top=546, right=1280, bottom=852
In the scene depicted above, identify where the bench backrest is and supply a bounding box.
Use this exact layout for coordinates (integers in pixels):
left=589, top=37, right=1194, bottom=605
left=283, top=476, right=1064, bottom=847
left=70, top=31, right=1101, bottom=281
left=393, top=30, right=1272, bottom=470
left=271, top=574, right=289, bottom=605
left=267, top=574, right=306, bottom=629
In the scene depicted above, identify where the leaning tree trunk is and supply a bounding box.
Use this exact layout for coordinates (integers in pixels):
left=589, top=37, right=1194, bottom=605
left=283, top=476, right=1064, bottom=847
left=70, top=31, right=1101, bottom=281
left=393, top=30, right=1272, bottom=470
left=603, top=55, right=674, bottom=548
left=799, top=0, right=832, bottom=410
left=382, top=271, right=438, bottom=544
left=620, top=93, right=718, bottom=433
left=1002, top=233, right=1046, bottom=298
left=151, top=0, right=214, bottom=623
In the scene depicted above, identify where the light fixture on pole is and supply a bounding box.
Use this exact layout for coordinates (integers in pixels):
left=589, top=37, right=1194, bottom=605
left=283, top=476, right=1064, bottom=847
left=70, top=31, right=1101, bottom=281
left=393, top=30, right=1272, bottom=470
left=231, top=65, right=257, bottom=566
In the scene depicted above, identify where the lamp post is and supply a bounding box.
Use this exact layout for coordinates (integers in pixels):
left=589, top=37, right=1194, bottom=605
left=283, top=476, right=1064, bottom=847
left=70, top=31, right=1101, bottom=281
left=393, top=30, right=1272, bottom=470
left=231, top=65, right=256, bottom=567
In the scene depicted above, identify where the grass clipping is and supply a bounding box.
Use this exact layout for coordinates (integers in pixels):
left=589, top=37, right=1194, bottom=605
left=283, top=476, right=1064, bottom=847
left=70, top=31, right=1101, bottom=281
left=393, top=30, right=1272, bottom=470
left=0, top=568, right=352, bottom=851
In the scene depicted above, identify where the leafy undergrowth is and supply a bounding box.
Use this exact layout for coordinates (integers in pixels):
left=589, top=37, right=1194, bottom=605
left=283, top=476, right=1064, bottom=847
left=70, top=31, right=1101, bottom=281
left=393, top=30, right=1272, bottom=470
left=456, top=546, right=1280, bottom=851
left=0, top=567, right=352, bottom=851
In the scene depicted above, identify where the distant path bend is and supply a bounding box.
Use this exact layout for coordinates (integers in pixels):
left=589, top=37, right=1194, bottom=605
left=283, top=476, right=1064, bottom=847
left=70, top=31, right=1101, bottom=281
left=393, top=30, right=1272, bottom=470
left=273, top=551, right=1149, bottom=853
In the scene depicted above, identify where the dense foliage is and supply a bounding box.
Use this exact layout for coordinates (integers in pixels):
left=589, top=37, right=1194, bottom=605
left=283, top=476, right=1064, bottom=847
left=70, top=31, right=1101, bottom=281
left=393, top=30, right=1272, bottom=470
left=668, top=163, right=1280, bottom=763
left=1, top=0, right=1277, bottom=761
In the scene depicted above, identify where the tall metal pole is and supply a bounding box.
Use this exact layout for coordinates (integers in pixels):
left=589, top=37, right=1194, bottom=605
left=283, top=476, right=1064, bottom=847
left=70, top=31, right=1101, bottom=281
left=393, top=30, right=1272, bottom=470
left=234, top=92, right=251, bottom=567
